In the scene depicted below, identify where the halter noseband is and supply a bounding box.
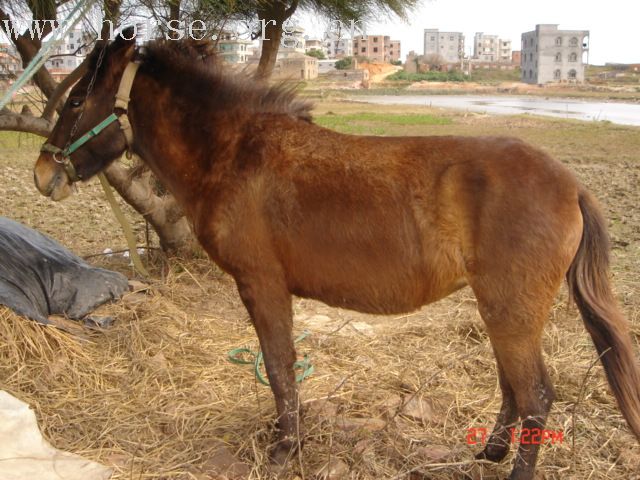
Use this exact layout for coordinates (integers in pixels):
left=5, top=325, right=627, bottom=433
left=41, top=62, right=140, bottom=182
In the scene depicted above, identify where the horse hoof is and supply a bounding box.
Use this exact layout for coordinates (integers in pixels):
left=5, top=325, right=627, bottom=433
left=269, top=440, right=297, bottom=466
left=475, top=445, right=509, bottom=463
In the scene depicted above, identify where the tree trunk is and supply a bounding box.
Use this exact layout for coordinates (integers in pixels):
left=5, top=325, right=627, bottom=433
left=103, top=162, right=195, bottom=253
left=0, top=0, right=195, bottom=255
left=255, top=1, right=299, bottom=80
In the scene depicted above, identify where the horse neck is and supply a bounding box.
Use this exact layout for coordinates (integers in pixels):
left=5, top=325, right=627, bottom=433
left=127, top=73, right=234, bottom=217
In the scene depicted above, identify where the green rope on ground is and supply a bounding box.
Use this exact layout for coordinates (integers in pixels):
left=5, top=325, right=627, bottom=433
left=228, top=330, right=314, bottom=386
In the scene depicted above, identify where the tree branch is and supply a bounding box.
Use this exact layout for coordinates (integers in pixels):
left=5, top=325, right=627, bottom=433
left=41, top=57, right=89, bottom=120
left=0, top=109, right=53, bottom=137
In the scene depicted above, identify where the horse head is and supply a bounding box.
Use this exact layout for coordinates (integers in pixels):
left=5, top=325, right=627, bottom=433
left=34, top=27, right=137, bottom=200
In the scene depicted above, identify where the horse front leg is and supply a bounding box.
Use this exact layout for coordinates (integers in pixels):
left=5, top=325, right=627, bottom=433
left=235, top=274, right=300, bottom=465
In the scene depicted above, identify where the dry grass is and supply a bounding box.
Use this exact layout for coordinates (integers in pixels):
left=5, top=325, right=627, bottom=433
left=1, top=105, right=639, bottom=479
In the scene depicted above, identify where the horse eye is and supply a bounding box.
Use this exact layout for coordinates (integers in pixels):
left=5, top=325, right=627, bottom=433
left=69, top=98, right=83, bottom=108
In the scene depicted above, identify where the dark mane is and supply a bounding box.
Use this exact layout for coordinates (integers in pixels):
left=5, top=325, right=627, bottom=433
left=134, top=39, right=313, bottom=122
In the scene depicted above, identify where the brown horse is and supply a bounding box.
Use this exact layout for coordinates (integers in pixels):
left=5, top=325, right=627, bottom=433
left=34, top=31, right=640, bottom=479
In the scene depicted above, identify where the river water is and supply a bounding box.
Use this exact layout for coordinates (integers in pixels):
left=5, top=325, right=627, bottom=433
left=350, top=95, right=640, bottom=126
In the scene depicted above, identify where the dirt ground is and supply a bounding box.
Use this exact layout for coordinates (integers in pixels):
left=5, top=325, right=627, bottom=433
left=0, top=103, right=639, bottom=479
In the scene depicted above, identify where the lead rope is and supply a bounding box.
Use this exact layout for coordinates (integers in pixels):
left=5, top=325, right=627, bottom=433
left=68, top=43, right=148, bottom=278
left=228, top=330, right=314, bottom=386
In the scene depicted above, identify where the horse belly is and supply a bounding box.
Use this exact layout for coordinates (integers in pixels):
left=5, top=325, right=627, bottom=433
left=283, top=231, right=462, bottom=315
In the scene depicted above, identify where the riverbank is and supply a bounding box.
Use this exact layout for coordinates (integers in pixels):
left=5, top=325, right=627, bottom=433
left=304, top=79, right=640, bottom=103
left=345, top=94, right=640, bottom=126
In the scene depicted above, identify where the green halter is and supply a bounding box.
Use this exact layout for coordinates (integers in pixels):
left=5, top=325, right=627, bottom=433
left=41, top=62, right=139, bottom=182
left=41, top=113, right=119, bottom=181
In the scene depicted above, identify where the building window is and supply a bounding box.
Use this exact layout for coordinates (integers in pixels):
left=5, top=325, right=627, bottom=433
left=373, top=47, right=378, bottom=53
left=554, top=69, right=561, bottom=80
left=555, top=37, right=562, bottom=46
left=529, top=69, right=533, bottom=78
left=570, top=37, right=578, bottom=46
left=450, top=35, right=454, bottom=41
left=430, top=36, right=435, bottom=41
left=373, top=37, right=378, bottom=42
left=555, top=53, right=561, bottom=62
left=568, top=69, right=577, bottom=79
left=361, top=47, right=366, bottom=53
left=569, top=52, right=577, bottom=62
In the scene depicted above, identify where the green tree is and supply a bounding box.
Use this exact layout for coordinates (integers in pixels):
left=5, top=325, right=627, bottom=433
left=204, top=0, right=419, bottom=79
left=306, top=49, right=325, bottom=59
left=335, top=56, right=352, bottom=70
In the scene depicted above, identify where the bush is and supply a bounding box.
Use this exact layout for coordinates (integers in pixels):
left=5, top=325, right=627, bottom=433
left=386, top=70, right=468, bottom=82
left=335, top=57, right=353, bottom=70
left=306, top=49, right=326, bottom=60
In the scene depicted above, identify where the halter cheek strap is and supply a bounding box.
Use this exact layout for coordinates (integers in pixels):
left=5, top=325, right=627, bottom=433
left=41, top=61, right=140, bottom=182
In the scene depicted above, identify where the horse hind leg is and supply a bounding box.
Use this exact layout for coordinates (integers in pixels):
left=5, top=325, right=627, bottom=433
left=472, top=282, right=559, bottom=480
left=475, top=355, right=518, bottom=463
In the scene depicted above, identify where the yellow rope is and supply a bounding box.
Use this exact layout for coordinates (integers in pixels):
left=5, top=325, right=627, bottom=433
left=98, top=173, right=149, bottom=277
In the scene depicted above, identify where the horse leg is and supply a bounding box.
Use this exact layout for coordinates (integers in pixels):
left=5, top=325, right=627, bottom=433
left=235, top=274, right=299, bottom=464
left=473, top=289, right=557, bottom=480
left=475, top=355, right=518, bottom=463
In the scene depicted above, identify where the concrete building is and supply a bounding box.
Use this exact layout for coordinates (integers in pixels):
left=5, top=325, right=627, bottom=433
left=279, top=26, right=306, bottom=56
left=305, top=38, right=327, bottom=57
left=0, top=44, right=21, bottom=78
left=424, top=29, right=464, bottom=64
left=272, top=54, right=318, bottom=80
left=498, top=39, right=512, bottom=63
left=473, top=33, right=498, bottom=61
left=511, top=50, right=521, bottom=65
left=521, top=24, right=589, bottom=84
left=44, top=28, right=90, bottom=72
left=216, top=32, right=252, bottom=64
left=352, top=35, right=400, bottom=63
left=317, top=58, right=338, bottom=74
left=324, top=37, right=352, bottom=58
left=353, top=35, right=388, bottom=62
left=473, top=33, right=512, bottom=63
left=389, top=40, right=401, bottom=63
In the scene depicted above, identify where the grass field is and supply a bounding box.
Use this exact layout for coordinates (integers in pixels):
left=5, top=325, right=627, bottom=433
left=1, top=101, right=639, bottom=479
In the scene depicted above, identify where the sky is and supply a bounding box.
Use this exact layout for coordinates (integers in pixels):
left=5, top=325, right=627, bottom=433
left=296, top=0, right=639, bottom=65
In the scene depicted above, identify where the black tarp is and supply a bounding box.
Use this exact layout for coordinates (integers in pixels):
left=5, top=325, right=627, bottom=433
left=0, top=216, right=128, bottom=324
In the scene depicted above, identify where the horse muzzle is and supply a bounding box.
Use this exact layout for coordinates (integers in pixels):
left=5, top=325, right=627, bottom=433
left=34, top=152, right=74, bottom=201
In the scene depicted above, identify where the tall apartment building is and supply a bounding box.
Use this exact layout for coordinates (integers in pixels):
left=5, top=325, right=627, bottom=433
left=217, top=32, right=252, bottom=64
left=0, top=44, right=21, bottom=78
left=474, top=33, right=512, bottom=63
left=44, top=28, right=90, bottom=72
left=353, top=35, right=400, bottom=63
left=325, top=37, right=353, bottom=58
left=389, top=40, right=401, bottom=62
left=498, top=39, right=512, bottom=62
left=521, top=24, right=589, bottom=84
left=423, top=29, right=464, bottom=64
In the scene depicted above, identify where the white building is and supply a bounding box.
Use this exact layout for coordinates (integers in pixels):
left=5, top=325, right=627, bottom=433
left=424, top=29, right=464, bottom=64
left=473, top=33, right=512, bottom=63
left=216, top=32, right=252, bottom=64
left=305, top=38, right=327, bottom=57
left=45, top=28, right=89, bottom=71
left=521, top=24, right=589, bottom=84
left=324, top=37, right=353, bottom=58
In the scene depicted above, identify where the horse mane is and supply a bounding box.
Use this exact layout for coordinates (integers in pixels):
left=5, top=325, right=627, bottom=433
left=133, top=39, right=313, bottom=122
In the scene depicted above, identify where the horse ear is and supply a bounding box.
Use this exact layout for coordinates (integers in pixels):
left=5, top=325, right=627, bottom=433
left=112, top=26, right=137, bottom=50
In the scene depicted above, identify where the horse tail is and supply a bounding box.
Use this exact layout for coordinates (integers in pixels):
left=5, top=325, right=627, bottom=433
left=567, top=189, right=640, bottom=440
